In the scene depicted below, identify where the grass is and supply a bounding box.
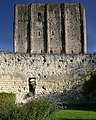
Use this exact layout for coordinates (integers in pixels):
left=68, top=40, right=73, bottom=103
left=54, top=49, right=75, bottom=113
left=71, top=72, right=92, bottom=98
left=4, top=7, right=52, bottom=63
left=0, top=92, right=16, bottom=119
left=50, top=109, right=96, bottom=120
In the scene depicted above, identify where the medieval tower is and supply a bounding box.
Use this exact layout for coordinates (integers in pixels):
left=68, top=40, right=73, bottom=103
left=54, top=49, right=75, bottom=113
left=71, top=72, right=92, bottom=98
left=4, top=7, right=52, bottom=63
left=14, top=3, right=87, bottom=54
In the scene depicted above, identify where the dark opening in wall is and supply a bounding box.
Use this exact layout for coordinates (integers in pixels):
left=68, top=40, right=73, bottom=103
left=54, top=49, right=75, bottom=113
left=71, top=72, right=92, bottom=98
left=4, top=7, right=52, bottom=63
left=92, top=60, right=94, bottom=63
left=59, top=59, right=63, bottom=62
left=5, top=59, right=7, bottom=62
left=41, top=50, right=42, bottom=53
left=33, top=59, right=34, bottom=62
left=44, top=59, right=46, bottom=62
left=43, top=56, right=46, bottom=62
left=82, top=60, right=84, bottom=63
left=58, top=65, right=61, bottom=68
left=71, top=50, right=73, bottom=54
left=50, top=50, right=53, bottom=54
left=61, top=31, right=62, bottom=35
left=38, top=32, right=40, bottom=36
left=70, top=59, right=73, bottom=62
left=44, top=76, right=46, bottom=78
left=38, top=13, right=42, bottom=22
left=47, top=63, right=49, bottom=67
left=42, top=85, right=46, bottom=90
left=17, top=58, right=20, bottom=62
left=52, top=31, right=54, bottom=35
left=38, top=73, right=41, bottom=77
left=28, top=78, right=36, bottom=95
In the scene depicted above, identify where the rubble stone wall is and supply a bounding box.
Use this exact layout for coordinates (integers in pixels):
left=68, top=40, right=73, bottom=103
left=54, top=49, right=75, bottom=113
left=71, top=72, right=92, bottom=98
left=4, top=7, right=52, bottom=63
left=0, top=52, right=96, bottom=103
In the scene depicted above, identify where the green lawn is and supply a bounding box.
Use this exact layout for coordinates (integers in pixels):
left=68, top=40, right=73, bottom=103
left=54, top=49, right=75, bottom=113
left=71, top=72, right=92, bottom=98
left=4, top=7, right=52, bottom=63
left=50, top=110, right=96, bottom=120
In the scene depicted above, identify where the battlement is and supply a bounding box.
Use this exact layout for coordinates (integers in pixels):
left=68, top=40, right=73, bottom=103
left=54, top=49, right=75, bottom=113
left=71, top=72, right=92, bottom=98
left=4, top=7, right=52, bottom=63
left=14, top=3, right=87, bottom=54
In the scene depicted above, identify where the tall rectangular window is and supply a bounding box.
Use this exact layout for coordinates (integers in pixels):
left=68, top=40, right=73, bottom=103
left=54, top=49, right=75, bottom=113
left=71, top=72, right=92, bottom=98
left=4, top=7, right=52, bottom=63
left=38, top=13, right=42, bottom=22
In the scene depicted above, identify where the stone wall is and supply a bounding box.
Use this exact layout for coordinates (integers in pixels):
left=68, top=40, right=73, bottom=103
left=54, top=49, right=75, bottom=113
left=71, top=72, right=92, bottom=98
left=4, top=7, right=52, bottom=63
left=0, top=52, right=96, bottom=103
left=14, top=3, right=86, bottom=54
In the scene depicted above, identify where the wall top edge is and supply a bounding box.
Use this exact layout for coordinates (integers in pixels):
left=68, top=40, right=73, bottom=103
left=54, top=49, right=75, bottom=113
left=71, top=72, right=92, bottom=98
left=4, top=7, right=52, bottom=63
left=15, top=3, right=83, bottom=6
left=0, top=51, right=95, bottom=57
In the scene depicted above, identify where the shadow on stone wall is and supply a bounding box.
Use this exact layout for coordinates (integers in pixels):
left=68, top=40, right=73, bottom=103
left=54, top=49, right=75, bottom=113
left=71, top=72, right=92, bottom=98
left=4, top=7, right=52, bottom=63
left=46, top=88, right=85, bottom=108
left=46, top=88, right=96, bottom=111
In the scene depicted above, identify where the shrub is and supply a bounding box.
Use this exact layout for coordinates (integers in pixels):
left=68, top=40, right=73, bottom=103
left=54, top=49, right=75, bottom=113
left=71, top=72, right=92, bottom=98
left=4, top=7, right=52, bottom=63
left=82, top=72, right=96, bottom=101
left=0, top=92, right=16, bottom=119
left=16, top=98, right=56, bottom=120
left=0, top=96, right=56, bottom=120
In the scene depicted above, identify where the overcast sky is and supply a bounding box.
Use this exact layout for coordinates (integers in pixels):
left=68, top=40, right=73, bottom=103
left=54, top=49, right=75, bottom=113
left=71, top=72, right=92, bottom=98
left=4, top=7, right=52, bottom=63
left=0, top=0, right=96, bottom=53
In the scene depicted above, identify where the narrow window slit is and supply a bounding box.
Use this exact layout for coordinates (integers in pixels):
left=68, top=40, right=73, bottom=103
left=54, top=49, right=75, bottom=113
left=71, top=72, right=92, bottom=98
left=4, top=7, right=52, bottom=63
left=38, top=13, right=42, bottom=22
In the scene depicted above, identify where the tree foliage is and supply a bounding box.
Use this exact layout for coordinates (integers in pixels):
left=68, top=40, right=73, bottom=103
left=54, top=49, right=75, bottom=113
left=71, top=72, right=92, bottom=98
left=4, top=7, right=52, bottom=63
left=82, top=72, right=96, bottom=101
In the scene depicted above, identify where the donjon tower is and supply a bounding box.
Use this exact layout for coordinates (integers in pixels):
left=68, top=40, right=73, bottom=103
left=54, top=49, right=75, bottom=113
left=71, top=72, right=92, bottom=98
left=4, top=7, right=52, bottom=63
left=14, top=3, right=87, bottom=54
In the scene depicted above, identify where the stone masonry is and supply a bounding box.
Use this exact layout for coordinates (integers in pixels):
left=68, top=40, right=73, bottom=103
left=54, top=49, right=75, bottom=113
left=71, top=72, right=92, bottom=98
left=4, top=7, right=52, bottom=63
left=14, top=3, right=86, bottom=54
left=0, top=52, right=96, bottom=103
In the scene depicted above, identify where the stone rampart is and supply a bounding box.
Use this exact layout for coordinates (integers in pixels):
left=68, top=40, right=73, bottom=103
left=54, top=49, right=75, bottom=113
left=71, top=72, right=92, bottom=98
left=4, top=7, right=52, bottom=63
left=0, top=52, right=96, bottom=103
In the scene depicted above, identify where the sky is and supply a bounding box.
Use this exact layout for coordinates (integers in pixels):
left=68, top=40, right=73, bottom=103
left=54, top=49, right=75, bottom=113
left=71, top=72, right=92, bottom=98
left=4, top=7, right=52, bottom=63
left=0, top=0, right=96, bottom=53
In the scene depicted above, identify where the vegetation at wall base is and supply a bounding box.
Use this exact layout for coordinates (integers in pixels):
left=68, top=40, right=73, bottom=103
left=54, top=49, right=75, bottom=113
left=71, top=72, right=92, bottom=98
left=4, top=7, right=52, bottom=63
left=0, top=92, right=96, bottom=120
left=12, top=98, right=56, bottom=120
left=82, top=72, right=96, bottom=101
left=0, top=92, right=16, bottom=119
left=0, top=94, right=56, bottom=120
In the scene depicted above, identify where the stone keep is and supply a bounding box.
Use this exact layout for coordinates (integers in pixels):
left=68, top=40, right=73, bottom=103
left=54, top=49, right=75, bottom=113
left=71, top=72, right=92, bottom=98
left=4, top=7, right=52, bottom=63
left=14, top=3, right=86, bottom=54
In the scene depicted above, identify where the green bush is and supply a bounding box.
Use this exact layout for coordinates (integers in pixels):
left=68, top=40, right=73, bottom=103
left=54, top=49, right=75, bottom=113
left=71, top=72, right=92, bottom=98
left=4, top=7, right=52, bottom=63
left=0, top=92, right=16, bottom=119
left=82, top=73, right=96, bottom=101
left=0, top=95, right=56, bottom=120
left=12, top=98, right=55, bottom=120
